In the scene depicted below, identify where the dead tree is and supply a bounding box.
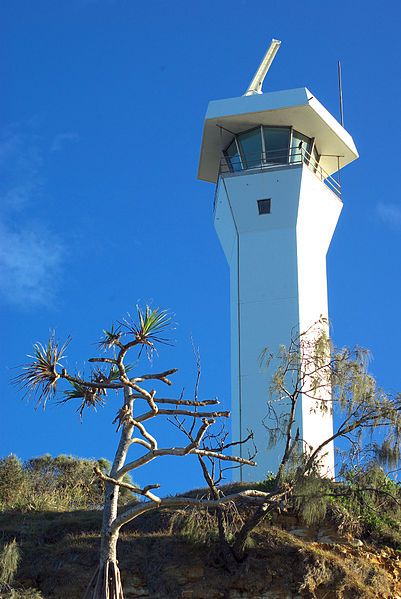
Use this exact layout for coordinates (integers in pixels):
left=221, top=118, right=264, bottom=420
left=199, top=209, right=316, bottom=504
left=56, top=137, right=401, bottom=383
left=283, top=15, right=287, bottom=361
left=170, top=342, right=257, bottom=569
left=16, top=306, right=283, bottom=599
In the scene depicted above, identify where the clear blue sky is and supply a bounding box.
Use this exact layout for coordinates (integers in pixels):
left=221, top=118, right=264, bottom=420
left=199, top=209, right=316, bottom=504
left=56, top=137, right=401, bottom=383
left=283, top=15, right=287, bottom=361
left=1, top=0, right=401, bottom=494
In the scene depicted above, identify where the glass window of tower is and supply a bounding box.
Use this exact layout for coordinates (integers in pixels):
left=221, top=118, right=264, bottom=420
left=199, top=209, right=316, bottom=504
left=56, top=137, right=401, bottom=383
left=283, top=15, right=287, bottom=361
left=311, top=144, right=320, bottom=171
left=224, top=127, right=314, bottom=172
left=263, top=127, right=290, bottom=164
left=237, top=127, right=263, bottom=169
left=290, top=130, right=313, bottom=162
left=225, top=138, right=242, bottom=172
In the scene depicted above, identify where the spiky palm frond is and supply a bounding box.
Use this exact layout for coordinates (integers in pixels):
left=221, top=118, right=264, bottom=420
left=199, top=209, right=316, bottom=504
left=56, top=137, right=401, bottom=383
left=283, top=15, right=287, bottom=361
left=76, top=389, right=106, bottom=419
left=107, top=364, right=120, bottom=381
left=106, top=363, right=132, bottom=381
left=58, top=363, right=128, bottom=418
left=98, top=324, right=122, bottom=350
left=61, top=381, right=106, bottom=419
left=91, top=367, right=111, bottom=386
left=14, top=334, right=70, bottom=407
left=122, top=305, right=172, bottom=347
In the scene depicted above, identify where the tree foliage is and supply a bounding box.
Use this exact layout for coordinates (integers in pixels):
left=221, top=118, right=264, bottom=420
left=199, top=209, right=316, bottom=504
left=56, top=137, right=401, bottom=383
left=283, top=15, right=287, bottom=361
left=263, top=320, right=401, bottom=481
left=0, top=454, right=133, bottom=512
left=226, top=321, right=401, bottom=557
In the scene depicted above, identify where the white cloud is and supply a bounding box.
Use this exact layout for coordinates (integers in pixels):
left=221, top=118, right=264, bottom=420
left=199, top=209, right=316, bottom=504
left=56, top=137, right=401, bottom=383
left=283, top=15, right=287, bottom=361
left=377, top=202, right=401, bottom=230
left=2, top=184, right=36, bottom=210
left=0, top=125, right=65, bottom=308
left=0, top=221, right=63, bottom=308
left=51, top=132, right=79, bottom=153
left=0, top=130, right=42, bottom=210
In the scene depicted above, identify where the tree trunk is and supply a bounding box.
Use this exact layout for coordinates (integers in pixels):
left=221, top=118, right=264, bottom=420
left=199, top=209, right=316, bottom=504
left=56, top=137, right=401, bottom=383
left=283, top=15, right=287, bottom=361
left=215, top=507, right=238, bottom=571
left=84, top=561, right=124, bottom=599
left=84, top=524, right=124, bottom=599
left=231, top=503, right=269, bottom=562
left=84, top=389, right=134, bottom=599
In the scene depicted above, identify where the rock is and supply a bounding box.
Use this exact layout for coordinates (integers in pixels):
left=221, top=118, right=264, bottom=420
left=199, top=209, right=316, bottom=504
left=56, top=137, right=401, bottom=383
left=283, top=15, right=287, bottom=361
left=124, top=586, right=150, bottom=598
left=289, top=528, right=314, bottom=540
left=317, top=535, right=336, bottom=544
left=164, top=563, right=204, bottom=585
left=317, top=526, right=348, bottom=545
left=124, top=573, right=150, bottom=598
left=348, top=538, right=364, bottom=548
left=229, top=591, right=294, bottom=598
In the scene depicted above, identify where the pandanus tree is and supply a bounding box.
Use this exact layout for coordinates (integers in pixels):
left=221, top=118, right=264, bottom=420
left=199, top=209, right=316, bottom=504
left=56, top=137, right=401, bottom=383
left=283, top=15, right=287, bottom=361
left=16, top=306, right=280, bottom=599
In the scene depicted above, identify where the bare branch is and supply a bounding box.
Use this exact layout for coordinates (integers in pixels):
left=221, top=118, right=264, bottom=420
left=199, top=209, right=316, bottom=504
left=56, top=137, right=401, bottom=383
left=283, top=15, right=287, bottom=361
left=93, top=467, right=161, bottom=503
left=130, top=438, right=152, bottom=450
left=131, top=368, right=178, bottom=386
left=193, top=448, right=255, bottom=465
left=148, top=397, right=219, bottom=407
left=88, top=357, right=117, bottom=365
left=118, top=439, right=256, bottom=477
left=136, top=408, right=230, bottom=422
left=130, top=418, right=158, bottom=450
left=63, top=373, right=122, bottom=390
left=112, top=487, right=290, bottom=533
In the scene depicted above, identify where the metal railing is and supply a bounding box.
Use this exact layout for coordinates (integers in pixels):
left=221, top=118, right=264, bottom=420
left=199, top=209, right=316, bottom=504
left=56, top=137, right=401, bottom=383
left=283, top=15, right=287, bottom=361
left=218, top=147, right=341, bottom=199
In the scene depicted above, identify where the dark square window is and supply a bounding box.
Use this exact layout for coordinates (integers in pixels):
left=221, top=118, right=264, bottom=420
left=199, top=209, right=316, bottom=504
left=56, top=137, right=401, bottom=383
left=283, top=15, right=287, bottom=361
left=257, top=198, right=271, bottom=215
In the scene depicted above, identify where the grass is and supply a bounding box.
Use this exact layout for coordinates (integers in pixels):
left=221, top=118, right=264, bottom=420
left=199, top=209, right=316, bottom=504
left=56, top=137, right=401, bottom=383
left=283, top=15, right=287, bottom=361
left=0, top=540, right=20, bottom=587
left=0, top=501, right=400, bottom=598
left=1, top=590, right=43, bottom=598
left=0, top=538, right=44, bottom=599
left=0, top=455, right=135, bottom=513
left=0, top=465, right=400, bottom=598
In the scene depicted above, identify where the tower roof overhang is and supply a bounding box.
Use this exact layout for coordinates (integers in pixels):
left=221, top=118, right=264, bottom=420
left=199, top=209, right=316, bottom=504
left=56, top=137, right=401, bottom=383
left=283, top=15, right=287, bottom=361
left=198, top=87, right=358, bottom=183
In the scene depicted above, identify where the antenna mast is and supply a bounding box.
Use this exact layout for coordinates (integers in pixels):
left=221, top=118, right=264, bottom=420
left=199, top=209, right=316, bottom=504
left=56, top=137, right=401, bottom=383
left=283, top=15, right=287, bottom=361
left=244, top=39, right=281, bottom=96
left=337, top=60, right=344, bottom=127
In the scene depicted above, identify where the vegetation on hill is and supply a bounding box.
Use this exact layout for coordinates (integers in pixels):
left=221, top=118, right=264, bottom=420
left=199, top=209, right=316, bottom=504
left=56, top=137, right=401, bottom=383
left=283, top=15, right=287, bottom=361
left=12, top=309, right=401, bottom=598
left=0, top=468, right=401, bottom=598
left=0, top=455, right=134, bottom=513
left=179, top=465, right=401, bottom=553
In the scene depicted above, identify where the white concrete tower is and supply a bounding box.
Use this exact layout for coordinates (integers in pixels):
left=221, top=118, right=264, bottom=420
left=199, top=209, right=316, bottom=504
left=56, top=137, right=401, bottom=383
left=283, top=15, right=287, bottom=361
left=198, top=44, right=358, bottom=481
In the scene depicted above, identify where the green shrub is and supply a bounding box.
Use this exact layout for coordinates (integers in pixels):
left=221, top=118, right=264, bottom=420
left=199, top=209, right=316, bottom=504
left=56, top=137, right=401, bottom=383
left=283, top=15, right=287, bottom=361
left=5, top=590, right=43, bottom=598
left=294, top=474, right=333, bottom=527
left=0, top=540, right=20, bottom=587
left=0, top=454, right=135, bottom=512
left=0, top=457, right=25, bottom=508
left=170, top=501, right=244, bottom=546
left=290, top=464, right=401, bottom=548
left=170, top=506, right=219, bottom=545
left=331, top=464, right=401, bottom=547
left=0, top=539, right=43, bottom=599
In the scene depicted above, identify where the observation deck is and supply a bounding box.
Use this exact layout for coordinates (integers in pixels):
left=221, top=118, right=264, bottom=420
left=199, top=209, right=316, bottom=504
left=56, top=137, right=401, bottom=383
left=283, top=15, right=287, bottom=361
left=218, top=121, right=341, bottom=196
left=198, top=87, right=359, bottom=187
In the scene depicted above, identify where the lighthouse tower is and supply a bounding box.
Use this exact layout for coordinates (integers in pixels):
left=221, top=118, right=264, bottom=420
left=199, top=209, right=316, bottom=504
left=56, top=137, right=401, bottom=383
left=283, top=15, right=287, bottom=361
left=198, top=41, right=358, bottom=481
